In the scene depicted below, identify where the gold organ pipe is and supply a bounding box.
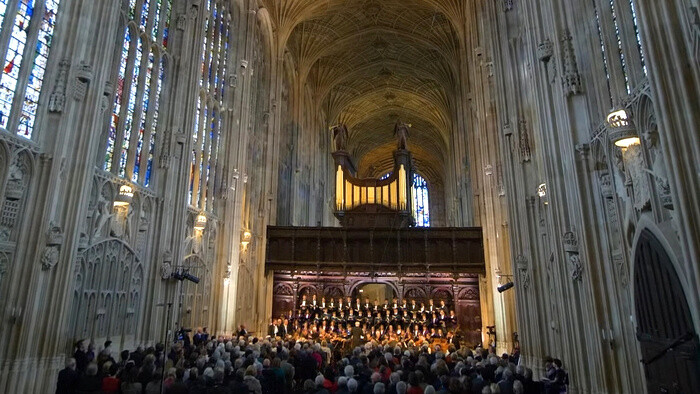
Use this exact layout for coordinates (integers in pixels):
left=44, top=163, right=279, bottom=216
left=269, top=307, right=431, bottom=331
left=399, top=165, right=407, bottom=210
left=336, top=165, right=344, bottom=210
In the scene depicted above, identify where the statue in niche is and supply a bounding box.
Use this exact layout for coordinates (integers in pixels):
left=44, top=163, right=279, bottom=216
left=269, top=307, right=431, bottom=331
left=394, top=121, right=410, bottom=150
left=92, top=198, right=113, bottom=241
left=331, top=124, right=348, bottom=152
left=642, top=123, right=673, bottom=209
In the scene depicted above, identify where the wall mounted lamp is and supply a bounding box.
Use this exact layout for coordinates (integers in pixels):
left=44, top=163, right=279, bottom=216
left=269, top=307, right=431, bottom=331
left=194, top=214, right=207, bottom=231
left=241, top=230, right=252, bottom=251
left=114, top=184, right=134, bottom=207
left=607, top=108, right=640, bottom=149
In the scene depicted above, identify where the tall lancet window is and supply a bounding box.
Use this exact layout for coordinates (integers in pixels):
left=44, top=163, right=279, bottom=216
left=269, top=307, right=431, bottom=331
left=188, top=0, right=230, bottom=211
left=104, top=0, right=171, bottom=187
left=412, top=173, right=430, bottom=227
left=592, top=0, right=647, bottom=108
left=0, top=0, right=62, bottom=139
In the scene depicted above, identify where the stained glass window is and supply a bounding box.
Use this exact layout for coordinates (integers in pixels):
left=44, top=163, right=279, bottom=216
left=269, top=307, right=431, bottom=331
left=592, top=0, right=648, bottom=107
left=189, top=0, right=231, bottom=211
left=104, top=0, right=171, bottom=187
left=0, top=0, right=62, bottom=138
left=412, top=173, right=430, bottom=227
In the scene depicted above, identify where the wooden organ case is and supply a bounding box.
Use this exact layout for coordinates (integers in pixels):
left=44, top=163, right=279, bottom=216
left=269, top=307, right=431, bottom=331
left=266, top=124, right=486, bottom=346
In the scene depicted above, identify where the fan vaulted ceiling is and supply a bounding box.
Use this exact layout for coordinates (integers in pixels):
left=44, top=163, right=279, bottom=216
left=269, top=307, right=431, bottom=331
left=260, top=0, right=467, bottom=184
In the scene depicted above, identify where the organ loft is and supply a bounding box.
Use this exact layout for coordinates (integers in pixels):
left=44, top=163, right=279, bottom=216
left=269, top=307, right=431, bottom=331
left=0, top=0, right=697, bottom=393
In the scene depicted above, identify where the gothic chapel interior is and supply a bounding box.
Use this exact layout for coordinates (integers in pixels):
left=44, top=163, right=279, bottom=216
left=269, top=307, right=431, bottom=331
left=0, top=0, right=697, bottom=392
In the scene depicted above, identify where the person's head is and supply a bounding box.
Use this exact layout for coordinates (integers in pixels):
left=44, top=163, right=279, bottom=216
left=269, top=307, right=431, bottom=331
left=303, top=379, right=315, bottom=391
left=396, top=381, right=407, bottom=394
left=348, top=378, right=358, bottom=392
left=338, top=376, right=348, bottom=388
left=65, top=358, right=76, bottom=370
left=503, top=368, right=513, bottom=380
left=424, top=385, right=436, bottom=394
left=315, top=374, right=325, bottom=387
left=344, top=365, right=354, bottom=378
left=371, top=371, right=382, bottom=383
left=85, top=363, right=98, bottom=376
left=374, top=382, right=386, bottom=394
left=245, top=365, right=256, bottom=376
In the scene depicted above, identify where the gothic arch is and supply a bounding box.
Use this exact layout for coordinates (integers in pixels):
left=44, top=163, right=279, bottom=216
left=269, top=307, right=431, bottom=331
left=630, top=220, right=697, bottom=332
left=70, top=238, right=142, bottom=348
left=631, top=227, right=700, bottom=393
left=431, top=287, right=453, bottom=300
left=298, top=285, right=318, bottom=297
left=403, top=286, right=427, bottom=301
left=323, top=285, right=344, bottom=298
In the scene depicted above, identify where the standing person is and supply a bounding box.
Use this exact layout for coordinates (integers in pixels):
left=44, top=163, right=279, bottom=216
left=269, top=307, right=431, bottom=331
left=268, top=318, right=279, bottom=337
left=73, top=340, right=89, bottom=373
left=55, top=358, right=79, bottom=394
left=350, top=321, right=364, bottom=348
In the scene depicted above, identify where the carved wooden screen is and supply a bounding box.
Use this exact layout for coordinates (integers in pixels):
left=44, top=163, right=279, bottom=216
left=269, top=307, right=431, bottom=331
left=634, top=230, right=700, bottom=393
left=71, top=239, right=142, bottom=348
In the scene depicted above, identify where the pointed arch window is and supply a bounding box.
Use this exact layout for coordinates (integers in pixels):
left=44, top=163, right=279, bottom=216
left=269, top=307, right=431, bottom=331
left=104, top=0, right=171, bottom=187
left=412, top=173, right=430, bottom=227
left=188, top=0, right=230, bottom=211
left=0, top=0, right=62, bottom=139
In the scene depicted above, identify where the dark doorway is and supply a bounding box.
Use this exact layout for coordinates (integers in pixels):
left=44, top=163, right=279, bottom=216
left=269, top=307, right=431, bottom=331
left=634, top=230, right=700, bottom=393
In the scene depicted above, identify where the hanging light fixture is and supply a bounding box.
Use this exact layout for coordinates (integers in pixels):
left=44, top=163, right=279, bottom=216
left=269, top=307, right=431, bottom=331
left=114, top=185, right=134, bottom=207
left=194, top=214, right=207, bottom=231
left=607, top=108, right=640, bottom=149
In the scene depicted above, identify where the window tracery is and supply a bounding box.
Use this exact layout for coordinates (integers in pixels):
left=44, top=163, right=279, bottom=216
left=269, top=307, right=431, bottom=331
left=0, top=0, right=61, bottom=139
left=188, top=0, right=230, bottom=211
left=104, top=0, right=171, bottom=187
left=412, top=173, right=430, bottom=227
left=592, top=0, right=647, bottom=106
